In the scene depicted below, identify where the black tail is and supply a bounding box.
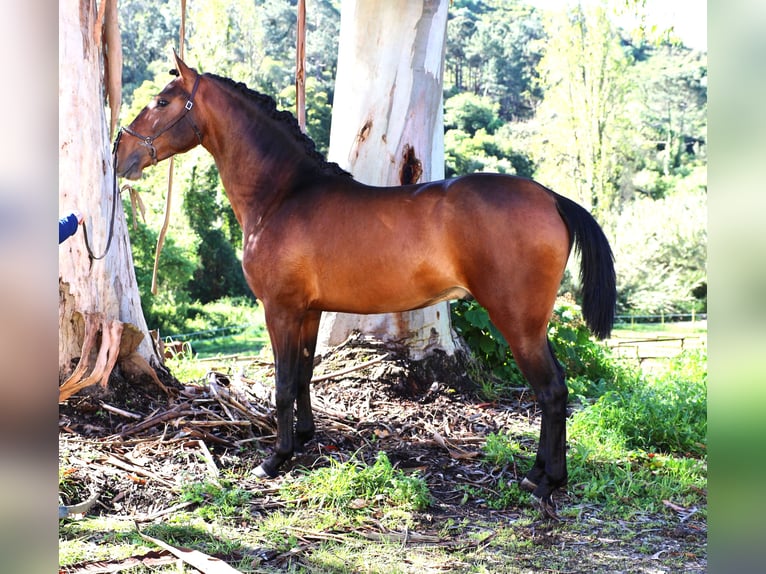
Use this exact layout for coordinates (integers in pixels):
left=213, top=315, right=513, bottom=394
left=553, top=193, right=616, bottom=340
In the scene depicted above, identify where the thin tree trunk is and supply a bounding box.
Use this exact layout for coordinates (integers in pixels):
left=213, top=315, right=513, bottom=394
left=317, top=0, right=458, bottom=360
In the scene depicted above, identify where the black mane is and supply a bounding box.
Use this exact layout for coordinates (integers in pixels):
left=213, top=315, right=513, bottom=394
left=205, top=73, right=351, bottom=178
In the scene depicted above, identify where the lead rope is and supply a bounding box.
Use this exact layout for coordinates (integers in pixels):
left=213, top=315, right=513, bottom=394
left=150, top=0, right=186, bottom=295
left=82, top=131, right=122, bottom=262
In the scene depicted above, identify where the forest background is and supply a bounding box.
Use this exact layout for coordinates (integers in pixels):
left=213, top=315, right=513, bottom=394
left=115, top=0, right=707, bottom=338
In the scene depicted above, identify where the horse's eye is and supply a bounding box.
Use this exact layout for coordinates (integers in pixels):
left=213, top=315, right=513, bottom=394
left=157, top=98, right=170, bottom=108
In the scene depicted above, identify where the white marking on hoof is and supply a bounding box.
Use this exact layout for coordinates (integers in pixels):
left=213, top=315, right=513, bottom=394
left=520, top=477, right=538, bottom=492
left=253, top=464, right=275, bottom=479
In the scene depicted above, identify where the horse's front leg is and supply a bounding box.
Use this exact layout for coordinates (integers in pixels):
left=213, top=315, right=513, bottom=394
left=254, top=309, right=304, bottom=479
left=295, top=310, right=321, bottom=450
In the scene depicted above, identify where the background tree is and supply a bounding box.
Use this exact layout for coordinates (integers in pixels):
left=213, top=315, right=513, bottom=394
left=532, top=2, right=633, bottom=223
left=119, top=0, right=181, bottom=104
left=446, top=0, right=544, bottom=121
left=629, top=44, right=707, bottom=189
left=184, top=164, right=252, bottom=304
left=59, top=0, right=165, bottom=401
left=115, top=0, right=707, bottom=331
left=316, top=0, right=459, bottom=359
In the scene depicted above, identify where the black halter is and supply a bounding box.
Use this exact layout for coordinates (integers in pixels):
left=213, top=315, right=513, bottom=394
left=120, top=73, right=203, bottom=164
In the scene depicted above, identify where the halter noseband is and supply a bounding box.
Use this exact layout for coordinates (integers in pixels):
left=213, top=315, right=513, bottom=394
left=119, top=72, right=203, bottom=164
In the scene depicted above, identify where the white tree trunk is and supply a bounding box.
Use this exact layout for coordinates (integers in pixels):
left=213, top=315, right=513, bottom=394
left=317, top=0, right=456, bottom=360
left=59, top=0, right=162, bottom=397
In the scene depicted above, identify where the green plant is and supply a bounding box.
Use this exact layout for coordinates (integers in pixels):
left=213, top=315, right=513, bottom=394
left=483, top=432, right=526, bottom=467
left=570, top=349, right=707, bottom=456
left=451, top=297, right=628, bottom=401
left=450, top=299, right=526, bottom=398
left=282, top=451, right=432, bottom=513
left=178, top=480, right=252, bottom=521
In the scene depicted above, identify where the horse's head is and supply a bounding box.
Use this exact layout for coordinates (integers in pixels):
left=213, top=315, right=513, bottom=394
left=116, top=51, right=204, bottom=180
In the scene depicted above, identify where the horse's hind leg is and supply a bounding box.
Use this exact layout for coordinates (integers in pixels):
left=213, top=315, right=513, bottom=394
left=519, top=338, right=566, bottom=491
left=512, top=335, right=567, bottom=518
left=486, top=308, right=568, bottom=519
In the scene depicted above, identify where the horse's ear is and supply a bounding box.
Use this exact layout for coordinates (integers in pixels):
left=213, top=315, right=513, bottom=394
left=172, top=49, right=194, bottom=84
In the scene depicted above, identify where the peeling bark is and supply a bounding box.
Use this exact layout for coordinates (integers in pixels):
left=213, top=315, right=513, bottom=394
left=59, top=0, right=162, bottom=401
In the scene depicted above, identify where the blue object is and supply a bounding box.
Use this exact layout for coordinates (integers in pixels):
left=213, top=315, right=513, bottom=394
left=59, top=212, right=80, bottom=244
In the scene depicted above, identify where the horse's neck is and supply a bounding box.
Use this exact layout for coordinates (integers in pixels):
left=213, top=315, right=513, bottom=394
left=203, top=111, right=316, bottom=232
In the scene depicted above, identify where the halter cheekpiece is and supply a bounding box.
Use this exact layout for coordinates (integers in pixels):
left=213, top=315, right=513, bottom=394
left=119, top=73, right=203, bottom=164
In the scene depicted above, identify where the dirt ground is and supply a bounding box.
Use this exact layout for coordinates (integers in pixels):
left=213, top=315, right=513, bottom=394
left=59, top=336, right=706, bottom=573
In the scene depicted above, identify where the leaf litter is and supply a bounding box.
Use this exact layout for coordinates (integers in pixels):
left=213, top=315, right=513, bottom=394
left=59, top=334, right=706, bottom=573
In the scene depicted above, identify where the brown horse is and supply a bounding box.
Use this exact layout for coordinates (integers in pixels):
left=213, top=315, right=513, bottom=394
left=116, top=53, right=616, bottom=518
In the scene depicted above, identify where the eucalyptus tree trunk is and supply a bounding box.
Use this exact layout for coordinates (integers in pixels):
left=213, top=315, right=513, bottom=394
left=316, top=0, right=459, bottom=360
left=58, top=0, right=165, bottom=401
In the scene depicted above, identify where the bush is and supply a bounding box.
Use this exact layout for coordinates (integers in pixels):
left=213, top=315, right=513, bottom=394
left=570, top=349, right=707, bottom=456
left=149, top=296, right=261, bottom=338
left=444, top=92, right=502, bottom=136
left=614, top=189, right=707, bottom=315
left=451, top=296, right=629, bottom=400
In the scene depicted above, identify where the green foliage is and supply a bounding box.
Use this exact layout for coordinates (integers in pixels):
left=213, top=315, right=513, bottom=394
left=282, top=452, right=432, bottom=513
left=444, top=125, right=535, bottom=178
left=451, top=297, right=626, bottom=400
left=119, top=0, right=181, bottom=105
left=629, top=45, right=707, bottom=178
left=531, top=3, right=635, bottom=221
left=570, top=349, right=707, bottom=456
left=450, top=299, right=526, bottom=397
left=446, top=0, right=544, bottom=121
left=179, top=480, right=252, bottom=521
left=614, top=187, right=707, bottom=314
left=149, top=296, right=260, bottom=338
left=123, top=201, right=198, bottom=331
left=444, top=93, right=502, bottom=136
left=184, top=164, right=252, bottom=303
left=278, top=77, right=334, bottom=155
left=479, top=349, right=707, bottom=515
left=483, top=432, right=526, bottom=467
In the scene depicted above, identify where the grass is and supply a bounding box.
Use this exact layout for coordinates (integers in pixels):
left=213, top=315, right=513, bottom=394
left=612, top=318, right=707, bottom=334
left=282, top=451, right=432, bottom=515
left=60, top=311, right=707, bottom=572
left=476, top=347, right=707, bottom=519
left=178, top=479, right=254, bottom=521
left=191, top=323, right=270, bottom=358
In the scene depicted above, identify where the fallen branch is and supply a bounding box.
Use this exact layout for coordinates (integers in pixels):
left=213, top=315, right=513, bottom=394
left=61, top=550, right=176, bottom=573
left=100, top=401, right=143, bottom=420
left=432, top=430, right=480, bottom=460
left=115, top=500, right=197, bottom=523
left=103, top=454, right=176, bottom=489
left=59, top=488, right=101, bottom=519
left=135, top=521, right=242, bottom=573
left=194, top=439, right=221, bottom=482
left=310, top=353, right=389, bottom=383
left=119, top=404, right=196, bottom=437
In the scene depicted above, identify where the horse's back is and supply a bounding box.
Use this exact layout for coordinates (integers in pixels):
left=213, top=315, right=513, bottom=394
left=249, top=172, right=571, bottom=315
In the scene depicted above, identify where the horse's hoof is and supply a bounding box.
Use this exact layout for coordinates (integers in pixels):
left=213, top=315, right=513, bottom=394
left=520, top=478, right=538, bottom=493
left=530, top=493, right=562, bottom=521
left=253, top=463, right=278, bottom=479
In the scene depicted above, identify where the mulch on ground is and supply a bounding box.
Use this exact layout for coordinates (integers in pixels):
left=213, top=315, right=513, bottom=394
left=60, top=335, right=541, bottom=517
left=59, top=335, right=706, bottom=573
